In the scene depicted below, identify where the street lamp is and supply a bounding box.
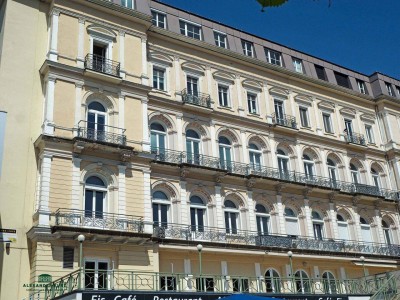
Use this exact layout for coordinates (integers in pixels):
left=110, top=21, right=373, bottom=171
left=78, top=234, right=85, bottom=268
left=360, top=256, right=367, bottom=277
left=197, top=244, right=203, bottom=276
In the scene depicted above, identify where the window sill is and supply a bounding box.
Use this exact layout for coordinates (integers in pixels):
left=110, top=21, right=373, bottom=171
left=151, top=89, right=171, bottom=97
left=300, top=126, right=313, bottom=131
left=324, top=131, right=336, bottom=137
left=247, top=112, right=262, bottom=119
left=217, top=106, right=235, bottom=112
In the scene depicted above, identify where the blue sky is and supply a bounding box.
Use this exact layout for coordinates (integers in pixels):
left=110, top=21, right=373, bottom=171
left=160, top=0, right=400, bottom=79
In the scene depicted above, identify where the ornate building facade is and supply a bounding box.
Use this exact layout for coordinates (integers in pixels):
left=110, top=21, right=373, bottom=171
left=0, top=0, right=400, bottom=299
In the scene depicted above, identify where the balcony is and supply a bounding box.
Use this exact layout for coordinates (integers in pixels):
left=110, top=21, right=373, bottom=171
left=84, top=54, right=120, bottom=77
left=42, top=269, right=395, bottom=300
left=152, top=223, right=400, bottom=257
left=181, top=89, right=212, bottom=110
left=271, top=113, right=298, bottom=130
left=53, top=209, right=145, bottom=235
left=151, top=148, right=400, bottom=201
left=76, top=121, right=127, bottom=146
left=345, top=132, right=366, bottom=146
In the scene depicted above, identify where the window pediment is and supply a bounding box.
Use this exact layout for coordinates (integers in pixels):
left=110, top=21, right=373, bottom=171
left=213, top=71, right=235, bottom=84
left=149, top=51, right=173, bottom=67
left=360, top=113, right=376, bottom=123
left=317, top=100, right=335, bottom=112
left=242, top=79, right=263, bottom=92
left=181, top=62, right=205, bottom=76
left=340, top=107, right=357, bottom=118
left=269, top=86, right=289, bottom=98
left=87, top=25, right=116, bottom=41
left=294, top=94, right=313, bottom=107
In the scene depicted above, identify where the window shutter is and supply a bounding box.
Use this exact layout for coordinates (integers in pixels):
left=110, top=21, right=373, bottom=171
left=361, top=226, right=372, bottom=243
left=63, top=247, right=74, bottom=269
left=285, top=218, right=299, bottom=236
left=337, top=223, right=349, bottom=241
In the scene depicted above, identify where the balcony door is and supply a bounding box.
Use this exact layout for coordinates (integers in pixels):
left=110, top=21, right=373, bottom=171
left=87, top=102, right=106, bottom=141
left=382, top=220, right=392, bottom=245
left=190, top=196, right=206, bottom=232
left=152, top=191, right=170, bottom=229
left=337, top=214, right=350, bottom=241
left=84, top=176, right=107, bottom=220
left=360, top=217, right=373, bottom=245
left=85, top=260, right=109, bottom=289
left=219, top=136, right=232, bottom=170
left=150, top=123, right=166, bottom=154
left=277, top=149, right=289, bottom=179
left=186, top=129, right=201, bottom=165
left=92, top=42, right=109, bottom=73
left=274, top=100, right=285, bottom=122
left=303, top=154, right=314, bottom=179
left=187, top=76, right=199, bottom=97
left=255, top=204, right=269, bottom=235
left=224, top=200, right=239, bottom=234
left=327, top=159, right=338, bottom=187
left=249, top=143, right=262, bottom=171
left=312, top=211, right=324, bottom=240
left=344, top=119, right=353, bottom=136
left=294, top=270, right=311, bottom=294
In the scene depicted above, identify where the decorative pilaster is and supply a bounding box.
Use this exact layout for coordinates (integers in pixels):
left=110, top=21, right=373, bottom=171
left=235, top=75, right=244, bottom=116
left=77, top=18, right=85, bottom=67
left=43, top=75, right=56, bottom=135
left=275, top=184, right=286, bottom=234
left=210, top=120, right=217, bottom=157
left=180, top=179, right=188, bottom=225
left=118, top=93, right=125, bottom=130
left=176, top=114, right=183, bottom=152
left=247, top=186, right=256, bottom=232
left=118, top=165, right=126, bottom=215
left=38, top=153, right=53, bottom=226
left=48, top=9, right=60, bottom=61
left=328, top=195, right=339, bottom=239
left=174, top=56, right=181, bottom=96
left=71, top=156, right=82, bottom=210
left=143, top=169, right=152, bottom=233
left=240, top=130, right=248, bottom=163
left=74, top=81, right=84, bottom=127
left=141, top=37, right=149, bottom=85
left=304, top=198, right=313, bottom=237
left=141, top=98, right=150, bottom=151
left=215, top=184, right=224, bottom=228
left=119, top=30, right=126, bottom=79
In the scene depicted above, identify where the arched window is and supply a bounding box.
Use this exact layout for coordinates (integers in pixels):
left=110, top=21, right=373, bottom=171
left=219, top=136, right=232, bottom=170
left=360, top=217, right=373, bottom=244
left=277, top=149, right=289, bottom=179
left=265, top=269, right=281, bottom=293
left=190, top=195, right=206, bottom=232
left=285, top=207, right=299, bottom=236
left=255, top=204, right=269, bottom=235
left=224, top=200, right=239, bottom=234
left=371, top=168, right=381, bottom=188
left=327, top=158, right=338, bottom=184
left=186, top=129, right=201, bottom=165
left=85, top=176, right=107, bottom=219
left=322, top=272, right=337, bottom=294
left=87, top=101, right=107, bottom=141
left=303, top=154, right=314, bottom=179
left=337, top=213, right=350, bottom=241
left=294, top=270, right=310, bottom=293
left=350, top=163, right=360, bottom=184
left=152, top=191, right=170, bottom=228
left=249, top=143, right=262, bottom=171
left=382, top=220, right=392, bottom=245
left=312, top=211, right=324, bottom=240
left=150, top=123, right=166, bottom=152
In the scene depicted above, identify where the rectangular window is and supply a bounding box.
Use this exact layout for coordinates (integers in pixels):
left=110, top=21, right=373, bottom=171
left=196, top=278, right=215, bottom=292
left=322, top=113, right=333, bottom=133
left=121, top=0, right=133, bottom=9
left=63, top=247, right=74, bottom=269
left=218, top=85, right=229, bottom=107
left=385, top=82, right=394, bottom=96
left=315, top=65, right=327, bottom=81
left=160, top=276, right=176, bottom=291
left=357, top=80, right=367, bottom=94
left=334, top=72, right=351, bottom=89
left=153, top=67, right=165, bottom=90
left=299, top=107, right=309, bottom=127
left=214, top=31, right=227, bottom=48
left=247, top=93, right=258, bottom=114
left=265, top=48, right=282, bottom=66
left=151, top=11, right=166, bottom=29
left=186, top=76, right=199, bottom=96
left=241, top=40, right=254, bottom=57
left=396, top=86, right=400, bottom=97
left=233, top=278, right=249, bottom=292
left=292, top=58, right=303, bottom=73
left=365, top=124, right=374, bottom=144
left=179, top=20, right=201, bottom=40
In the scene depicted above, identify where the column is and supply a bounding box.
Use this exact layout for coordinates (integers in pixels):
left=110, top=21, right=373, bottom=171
left=263, top=82, right=271, bottom=121
left=247, top=189, right=256, bottom=232
left=141, top=98, right=150, bottom=151
left=77, top=18, right=85, bottom=68
left=382, top=111, right=394, bottom=142
left=355, top=111, right=363, bottom=134
left=304, top=198, right=313, bottom=237
left=48, top=9, right=60, bottom=61
left=141, top=37, right=149, bottom=85
left=329, top=199, right=339, bottom=239
left=215, top=185, right=224, bottom=228
left=221, top=261, right=229, bottom=292
left=43, top=75, right=56, bottom=135
left=313, top=266, right=320, bottom=283
left=288, top=91, right=296, bottom=117
left=118, top=165, right=126, bottom=215
left=352, top=200, right=363, bottom=241
left=319, top=148, right=328, bottom=177
left=342, top=154, right=351, bottom=182
left=74, top=81, right=83, bottom=127
left=143, top=169, right=152, bottom=233
left=184, top=259, right=193, bottom=290
left=275, top=187, right=286, bottom=234
left=205, top=66, right=212, bottom=107
left=312, top=98, right=322, bottom=135
left=374, top=207, right=385, bottom=244
left=176, top=114, right=183, bottom=152
left=180, top=179, right=188, bottom=225
left=269, top=137, right=277, bottom=169
left=235, top=75, right=244, bottom=117
left=174, top=56, right=181, bottom=96
left=210, top=121, right=217, bottom=157
left=119, top=30, right=126, bottom=79
left=240, top=130, right=248, bottom=163
left=119, top=93, right=125, bottom=130
left=71, top=156, right=82, bottom=210
left=335, top=109, right=344, bottom=140
left=38, top=153, right=53, bottom=226
left=295, top=144, right=302, bottom=173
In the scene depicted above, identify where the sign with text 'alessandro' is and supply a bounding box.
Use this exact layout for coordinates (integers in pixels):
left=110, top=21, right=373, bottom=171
left=82, top=291, right=350, bottom=300
left=0, top=228, right=17, bottom=243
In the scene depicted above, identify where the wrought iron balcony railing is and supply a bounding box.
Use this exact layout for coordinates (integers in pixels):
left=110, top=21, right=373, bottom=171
left=54, top=209, right=144, bottom=233
left=76, top=121, right=127, bottom=146
left=181, top=88, right=212, bottom=108
left=151, top=148, right=400, bottom=201
left=43, top=268, right=397, bottom=299
left=271, top=113, right=297, bottom=129
left=345, top=132, right=366, bottom=146
left=84, top=53, right=120, bottom=77
left=152, top=223, right=400, bottom=257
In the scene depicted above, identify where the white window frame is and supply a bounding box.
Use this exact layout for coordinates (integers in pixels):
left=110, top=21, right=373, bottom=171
left=364, top=124, right=375, bottom=144
left=217, top=83, right=230, bottom=108
left=265, top=48, right=282, bottom=66
left=224, top=204, right=240, bottom=234
left=121, top=0, right=134, bottom=9
left=285, top=208, right=300, bottom=236
left=152, top=192, right=171, bottom=225
left=299, top=106, right=310, bottom=127
left=84, top=177, right=108, bottom=216
left=255, top=206, right=270, bottom=235
left=322, top=111, right=333, bottom=133
left=152, top=65, right=167, bottom=91
left=241, top=40, right=254, bottom=57
left=151, top=9, right=167, bottom=29
left=396, top=86, right=400, bottom=97
left=84, top=258, right=111, bottom=289
left=247, top=91, right=259, bottom=115
left=89, top=35, right=113, bottom=60
left=150, top=123, right=167, bottom=150
left=312, top=212, right=325, bottom=240
left=357, top=80, right=367, bottom=94
left=293, top=58, right=303, bottom=73
left=185, top=72, right=201, bottom=95
left=303, top=155, right=315, bottom=178
left=277, top=150, right=290, bottom=174
left=214, top=30, right=227, bottom=49
left=386, top=83, right=394, bottom=96
left=179, top=19, right=202, bottom=40
left=190, top=196, right=207, bottom=231
left=249, top=144, right=263, bottom=169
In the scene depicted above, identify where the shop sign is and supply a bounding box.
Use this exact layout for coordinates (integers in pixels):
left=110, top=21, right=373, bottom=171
left=0, top=228, right=17, bottom=243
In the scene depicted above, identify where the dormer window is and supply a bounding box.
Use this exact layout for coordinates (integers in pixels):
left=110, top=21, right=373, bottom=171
left=179, top=20, right=201, bottom=40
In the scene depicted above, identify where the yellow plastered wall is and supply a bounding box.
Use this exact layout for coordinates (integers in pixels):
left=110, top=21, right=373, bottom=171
left=49, top=156, right=73, bottom=212
left=58, top=14, right=78, bottom=66
left=125, top=168, right=145, bottom=217
left=54, top=80, right=75, bottom=138
left=125, top=95, right=143, bottom=147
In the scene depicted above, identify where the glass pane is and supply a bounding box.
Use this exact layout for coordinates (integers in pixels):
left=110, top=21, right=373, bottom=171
left=88, top=113, right=95, bottom=128
left=153, top=204, right=159, bottom=225
left=224, top=212, right=230, bottom=233
left=231, top=212, right=237, bottom=234
left=95, top=192, right=104, bottom=218
left=151, top=133, right=157, bottom=150
left=197, top=209, right=204, bottom=232
left=160, top=205, right=168, bottom=227
left=98, top=262, right=108, bottom=289
left=84, top=261, right=96, bottom=289
left=158, top=135, right=165, bottom=151
left=262, top=217, right=269, bottom=234
left=85, top=190, right=93, bottom=217
left=190, top=208, right=196, bottom=231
